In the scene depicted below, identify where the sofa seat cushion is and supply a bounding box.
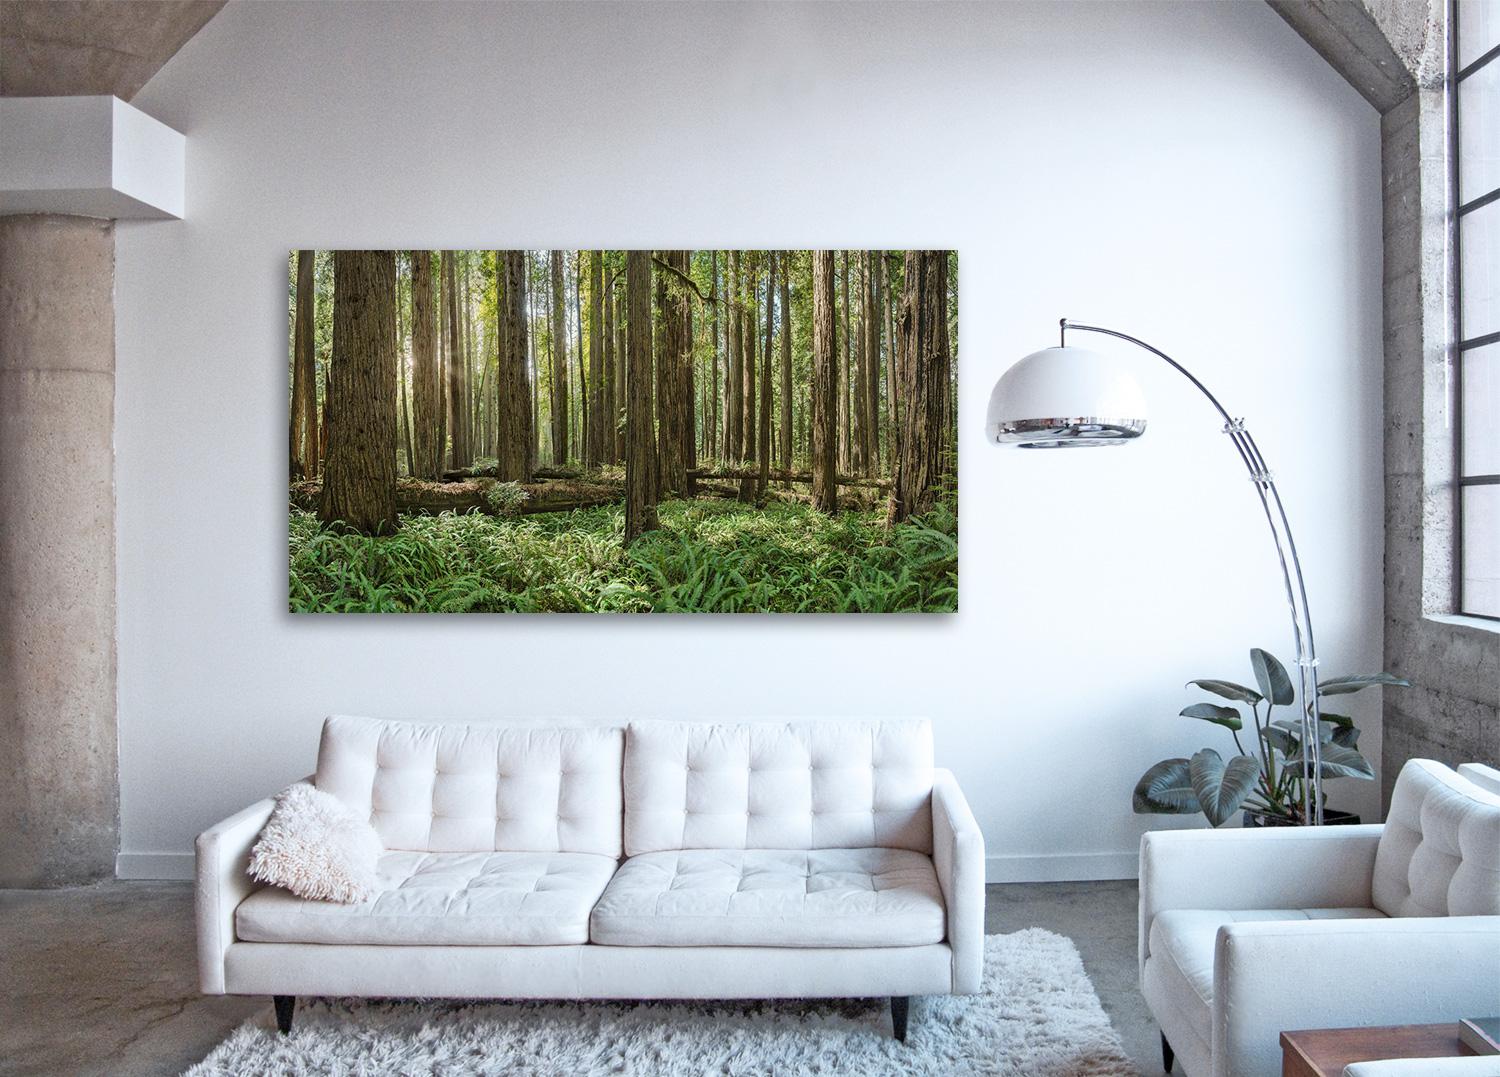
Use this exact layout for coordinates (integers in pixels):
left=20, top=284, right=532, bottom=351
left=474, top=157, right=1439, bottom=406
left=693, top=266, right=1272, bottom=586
left=236, top=850, right=618, bottom=945
left=588, top=847, right=945, bottom=948
left=1149, top=906, right=1387, bottom=1009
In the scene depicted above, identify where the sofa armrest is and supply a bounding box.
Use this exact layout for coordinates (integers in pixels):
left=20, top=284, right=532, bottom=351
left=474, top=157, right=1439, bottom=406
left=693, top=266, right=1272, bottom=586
left=932, top=767, right=985, bottom=994
left=194, top=792, right=281, bottom=993
left=1215, top=916, right=1500, bottom=1077
left=1138, top=824, right=1383, bottom=977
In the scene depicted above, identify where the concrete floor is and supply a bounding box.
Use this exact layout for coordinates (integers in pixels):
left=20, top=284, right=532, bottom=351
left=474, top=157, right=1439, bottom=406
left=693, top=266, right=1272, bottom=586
left=0, top=878, right=1157, bottom=1076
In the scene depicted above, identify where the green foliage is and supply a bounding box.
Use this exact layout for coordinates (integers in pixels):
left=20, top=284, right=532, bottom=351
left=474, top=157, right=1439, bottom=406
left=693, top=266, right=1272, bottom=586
left=289, top=499, right=958, bottom=614
left=1134, top=648, right=1409, bottom=826
left=482, top=481, right=529, bottom=515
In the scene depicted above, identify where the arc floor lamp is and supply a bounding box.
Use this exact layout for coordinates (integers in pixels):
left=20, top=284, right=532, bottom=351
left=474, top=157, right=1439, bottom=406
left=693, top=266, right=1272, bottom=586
left=986, top=319, right=1327, bottom=824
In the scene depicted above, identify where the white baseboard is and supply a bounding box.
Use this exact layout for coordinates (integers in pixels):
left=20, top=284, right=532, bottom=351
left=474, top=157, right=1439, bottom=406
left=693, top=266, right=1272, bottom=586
left=117, top=852, right=194, bottom=880
left=985, top=852, right=1137, bottom=883
left=116, top=850, right=1138, bottom=884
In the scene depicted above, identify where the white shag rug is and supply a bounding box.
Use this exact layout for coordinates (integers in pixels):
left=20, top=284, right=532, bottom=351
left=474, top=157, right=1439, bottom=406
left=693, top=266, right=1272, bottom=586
left=187, top=930, right=1139, bottom=1076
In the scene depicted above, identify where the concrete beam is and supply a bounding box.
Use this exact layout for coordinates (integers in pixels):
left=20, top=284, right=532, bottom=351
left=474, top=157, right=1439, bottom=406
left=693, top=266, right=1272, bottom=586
left=0, top=0, right=225, bottom=101
left=0, top=96, right=185, bottom=219
left=0, top=214, right=118, bottom=887
left=1267, top=0, right=1443, bottom=114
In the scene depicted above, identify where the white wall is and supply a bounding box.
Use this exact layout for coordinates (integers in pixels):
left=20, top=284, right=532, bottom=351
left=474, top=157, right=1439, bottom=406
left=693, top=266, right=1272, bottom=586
left=114, top=0, right=1385, bottom=880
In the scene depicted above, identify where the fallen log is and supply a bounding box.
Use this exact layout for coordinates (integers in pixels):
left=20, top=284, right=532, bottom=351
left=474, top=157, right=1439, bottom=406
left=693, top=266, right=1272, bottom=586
left=438, top=465, right=582, bottom=480
left=291, top=478, right=623, bottom=517
left=687, top=468, right=891, bottom=490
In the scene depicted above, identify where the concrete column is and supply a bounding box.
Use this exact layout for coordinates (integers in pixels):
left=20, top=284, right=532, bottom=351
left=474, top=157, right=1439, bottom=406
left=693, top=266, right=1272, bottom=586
left=0, top=214, right=118, bottom=887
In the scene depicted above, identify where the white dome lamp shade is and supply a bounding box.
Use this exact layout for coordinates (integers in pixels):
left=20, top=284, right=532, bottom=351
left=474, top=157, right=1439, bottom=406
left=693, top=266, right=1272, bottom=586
left=986, top=345, right=1148, bottom=449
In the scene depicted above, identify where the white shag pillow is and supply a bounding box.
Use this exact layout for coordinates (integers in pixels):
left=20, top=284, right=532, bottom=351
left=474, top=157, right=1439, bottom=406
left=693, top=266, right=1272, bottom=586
left=248, top=783, right=383, bottom=903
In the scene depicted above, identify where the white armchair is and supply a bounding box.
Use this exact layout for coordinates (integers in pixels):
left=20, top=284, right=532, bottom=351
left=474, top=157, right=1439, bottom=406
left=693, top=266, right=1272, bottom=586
left=1138, top=759, right=1500, bottom=1077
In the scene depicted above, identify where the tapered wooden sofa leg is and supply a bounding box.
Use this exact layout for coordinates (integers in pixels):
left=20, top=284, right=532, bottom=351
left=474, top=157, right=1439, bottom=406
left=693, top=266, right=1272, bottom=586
left=273, top=995, right=296, bottom=1035
left=1161, top=1031, right=1174, bottom=1072
left=891, top=996, right=909, bottom=1043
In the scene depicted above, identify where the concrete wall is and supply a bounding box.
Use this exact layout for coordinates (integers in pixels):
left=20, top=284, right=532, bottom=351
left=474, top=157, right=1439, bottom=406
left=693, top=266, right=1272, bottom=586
left=1379, top=88, right=1500, bottom=801
left=112, top=0, right=1387, bottom=880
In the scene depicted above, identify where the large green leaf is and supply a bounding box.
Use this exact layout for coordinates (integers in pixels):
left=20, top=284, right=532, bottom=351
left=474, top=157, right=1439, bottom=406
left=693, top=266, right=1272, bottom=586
left=1332, top=725, right=1360, bottom=749
left=1317, top=672, right=1411, bottom=696
left=1250, top=648, right=1295, bottom=706
left=1133, top=758, right=1201, bottom=815
left=1316, top=712, right=1355, bottom=729
left=1273, top=717, right=1332, bottom=744
left=1264, top=725, right=1296, bottom=757
left=1187, top=679, right=1263, bottom=705
left=1180, top=703, right=1243, bottom=731
left=1189, top=748, right=1262, bottom=827
left=1284, top=742, right=1375, bottom=780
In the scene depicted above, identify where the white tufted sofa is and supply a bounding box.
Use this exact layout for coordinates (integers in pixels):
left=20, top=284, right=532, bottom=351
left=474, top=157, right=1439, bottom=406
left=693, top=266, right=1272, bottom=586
left=1138, top=758, right=1500, bottom=1077
left=196, top=715, right=985, bottom=1040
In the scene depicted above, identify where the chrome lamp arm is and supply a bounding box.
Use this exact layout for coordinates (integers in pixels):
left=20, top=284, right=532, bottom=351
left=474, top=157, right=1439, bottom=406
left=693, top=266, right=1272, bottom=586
left=1060, top=319, right=1325, bottom=825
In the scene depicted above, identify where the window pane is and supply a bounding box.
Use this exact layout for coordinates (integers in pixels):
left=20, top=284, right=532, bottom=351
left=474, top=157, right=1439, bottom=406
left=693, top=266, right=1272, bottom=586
left=1462, top=484, right=1500, bottom=617
left=1462, top=200, right=1500, bottom=340
left=1464, top=345, right=1500, bottom=476
left=1459, top=0, right=1500, bottom=69
left=1460, top=56, right=1500, bottom=204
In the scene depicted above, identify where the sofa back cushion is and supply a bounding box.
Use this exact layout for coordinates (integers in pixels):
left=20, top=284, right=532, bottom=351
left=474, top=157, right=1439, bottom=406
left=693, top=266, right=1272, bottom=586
left=1372, top=758, right=1500, bottom=917
left=623, top=719, right=934, bottom=856
left=315, top=715, right=623, bottom=856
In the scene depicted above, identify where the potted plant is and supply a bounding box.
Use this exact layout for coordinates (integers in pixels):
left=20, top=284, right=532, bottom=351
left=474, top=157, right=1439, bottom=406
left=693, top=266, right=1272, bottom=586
left=1133, top=648, right=1409, bottom=827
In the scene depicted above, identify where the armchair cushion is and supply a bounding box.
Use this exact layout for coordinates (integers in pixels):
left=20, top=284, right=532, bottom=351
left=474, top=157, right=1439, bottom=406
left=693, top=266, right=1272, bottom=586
left=588, top=847, right=945, bottom=948
left=1373, top=759, right=1500, bottom=918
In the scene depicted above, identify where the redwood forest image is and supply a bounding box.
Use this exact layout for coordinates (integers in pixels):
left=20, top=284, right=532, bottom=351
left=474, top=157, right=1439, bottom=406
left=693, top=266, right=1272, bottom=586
left=288, top=250, right=958, bottom=613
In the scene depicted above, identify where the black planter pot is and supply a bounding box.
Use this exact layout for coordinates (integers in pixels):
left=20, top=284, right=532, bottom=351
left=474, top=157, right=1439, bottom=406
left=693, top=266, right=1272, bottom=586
left=1242, top=807, right=1361, bottom=828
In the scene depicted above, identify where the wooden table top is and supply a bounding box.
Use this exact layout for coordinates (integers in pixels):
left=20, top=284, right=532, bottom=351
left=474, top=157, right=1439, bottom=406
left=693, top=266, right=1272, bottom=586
left=1281, top=1024, right=1477, bottom=1077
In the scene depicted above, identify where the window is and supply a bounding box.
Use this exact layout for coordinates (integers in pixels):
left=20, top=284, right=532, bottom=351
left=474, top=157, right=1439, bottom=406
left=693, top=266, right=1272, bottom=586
left=1455, top=0, right=1500, bottom=618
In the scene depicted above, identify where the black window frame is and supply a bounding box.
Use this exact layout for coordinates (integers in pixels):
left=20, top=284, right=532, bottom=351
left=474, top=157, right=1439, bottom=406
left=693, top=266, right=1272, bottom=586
left=1452, top=0, right=1500, bottom=620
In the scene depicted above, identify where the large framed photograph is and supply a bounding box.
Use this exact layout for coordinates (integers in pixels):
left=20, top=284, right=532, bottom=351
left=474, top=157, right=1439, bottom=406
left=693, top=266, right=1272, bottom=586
left=288, top=250, right=957, bottom=613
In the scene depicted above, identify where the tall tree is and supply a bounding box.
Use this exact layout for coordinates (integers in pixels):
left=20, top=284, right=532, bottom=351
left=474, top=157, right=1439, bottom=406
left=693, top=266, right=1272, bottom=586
left=574, top=251, right=585, bottom=463
left=756, top=250, right=775, bottom=499
left=888, top=250, right=949, bottom=524
left=410, top=250, right=440, bottom=479
left=811, top=251, right=838, bottom=514
left=396, top=253, right=415, bottom=475
left=655, top=249, right=694, bottom=497
left=444, top=251, right=470, bottom=468
left=320, top=250, right=398, bottom=534
left=852, top=253, right=869, bottom=475
left=603, top=257, right=617, bottom=464
left=624, top=250, right=658, bottom=543
left=884, top=251, right=898, bottom=459
left=496, top=250, right=532, bottom=482
left=866, top=250, right=883, bottom=473
left=290, top=249, right=318, bottom=479
left=743, top=255, right=757, bottom=465
left=615, top=285, right=627, bottom=462
left=779, top=254, right=792, bottom=488
left=549, top=250, right=569, bottom=465
left=436, top=251, right=449, bottom=469
left=840, top=250, right=851, bottom=475
left=726, top=251, right=743, bottom=459
left=586, top=251, right=606, bottom=467
left=708, top=250, right=720, bottom=462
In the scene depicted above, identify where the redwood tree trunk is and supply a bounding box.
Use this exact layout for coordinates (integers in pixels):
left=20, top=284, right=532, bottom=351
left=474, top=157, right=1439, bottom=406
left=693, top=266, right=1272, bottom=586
left=624, top=250, right=658, bottom=543
left=603, top=259, right=617, bottom=464
left=655, top=249, right=694, bottom=497
left=756, top=250, right=774, bottom=500
left=410, top=250, right=440, bottom=479
left=727, top=251, right=743, bottom=460
left=779, top=254, right=792, bottom=489
left=549, top=250, right=569, bottom=466
left=587, top=251, right=606, bottom=467
left=290, top=249, right=318, bottom=479
left=444, top=251, right=470, bottom=468
left=708, top=250, right=720, bottom=462
left=887, top=250, right=949, bottom=524
left=840, top=250, right=851, bottom=475
left=320, top=250, right=398, bottom=534
left=811, top=250, right=838, bottom=514
left=496, top=250, right=532, bottom=482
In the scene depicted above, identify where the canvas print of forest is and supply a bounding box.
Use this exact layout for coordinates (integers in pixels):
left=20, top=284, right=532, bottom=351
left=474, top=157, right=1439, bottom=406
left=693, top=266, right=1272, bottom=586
left=288, top=250, right=957, bottom=613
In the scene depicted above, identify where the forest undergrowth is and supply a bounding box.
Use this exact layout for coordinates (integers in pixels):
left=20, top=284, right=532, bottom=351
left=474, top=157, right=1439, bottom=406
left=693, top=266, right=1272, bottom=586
left=289, top=497, right=958, bottom=614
